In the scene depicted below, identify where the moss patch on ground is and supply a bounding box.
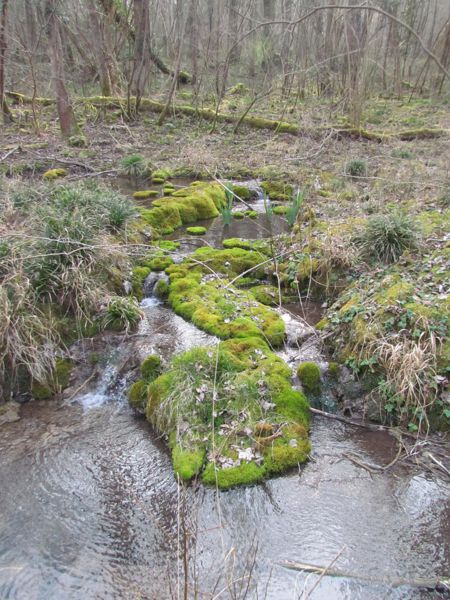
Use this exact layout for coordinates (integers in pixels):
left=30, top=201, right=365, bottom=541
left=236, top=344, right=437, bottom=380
left=140, top=337, right=310, bottom=487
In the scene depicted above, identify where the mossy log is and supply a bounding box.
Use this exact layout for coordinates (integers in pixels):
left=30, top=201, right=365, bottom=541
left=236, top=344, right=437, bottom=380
left=7, top=93, right=449, bottom=140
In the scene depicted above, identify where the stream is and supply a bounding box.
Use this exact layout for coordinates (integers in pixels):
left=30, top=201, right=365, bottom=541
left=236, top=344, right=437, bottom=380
left=1, top=181, right=449, bottom=599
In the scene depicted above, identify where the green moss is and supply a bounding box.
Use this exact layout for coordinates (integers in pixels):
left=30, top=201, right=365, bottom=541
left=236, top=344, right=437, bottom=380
left=327, top=362, right=341, bottom=379
left=140, top=204, right=182, bottom=234
left=222, top=238, right=269, bottom=254
left=186, top=226, right=207, bottom=235
left=249, top=285, right=280, bottom=306
left=297, top=362, right=321, bottom=394
left=163, top=187, right=174, bottom=196
left=132, top=265, right=151, bottom=299
left=261, top=180, right=293, bottom=202
left=141, top=354, right=162, bottom=381
left=138, top=336, right=310, bottom=488
left=43, top=168, right=67, bottom=180
left=128, top=380, right=148, bottom=410
left=172, top=445, right=205, bottom=480
left=156, top=240, right=180, bottom=251
left=202, top=461, right=265, bottom=488
left=154, top=278, right=169, bottom=299
left=273, top=205, right=289, bottom=215
left=233, top=211, right=245, bottom=219
left=245, top=210, right=258, bottom=218
left=273, top=386, right=311, bottom=424
left=148, top=256, right=174, bottom=271
left=231, top=185, right=252, bottom=201
left=151, top=168, right=171, bottom=183
left=133, top=190, right=158, bottom=199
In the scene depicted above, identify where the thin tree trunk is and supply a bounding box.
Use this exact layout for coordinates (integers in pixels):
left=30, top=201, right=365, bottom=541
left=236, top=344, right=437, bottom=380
left=45, top=0, right=79, bottom=137
left=0, top=0, right=13, bottom=123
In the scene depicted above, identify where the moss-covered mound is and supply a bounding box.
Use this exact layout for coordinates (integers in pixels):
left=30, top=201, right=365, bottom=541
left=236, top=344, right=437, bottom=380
left=43, top=168, right=68, bottom=181
left=141, top=337, right=310, bottom=487
left=297, top=361, right=321, bottom=394
left=163, top=246, right=285, bottom=345
left=186, top=226, right=207, bottom=235
left=222, top=238, right=270, bottom=254
left=133, top=190, right=159, bottom=199
left=139, top=182, right=227, bottom=235
left=320, top=223, right=450, bottom=429
left=261, top=180, right=293, bottom=202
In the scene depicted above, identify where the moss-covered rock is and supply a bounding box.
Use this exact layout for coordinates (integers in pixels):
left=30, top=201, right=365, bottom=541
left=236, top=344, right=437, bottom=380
left=233, top=211, right=245, bottom=219
left=43, top=168, right=68, bottom=180
left=139, top=182, right=227, bottom=234
left=297, top=361, right=321, bottom=394
left=133, top=190, right=158, bottom=199
left=261, top=180, right=293, bottom=202
left=141, top=354, right=162, bottom=380
left=128, top=379, right=148, bottom=410
left=132, top=265, right=151, bottom=299
left=139, top=338, right=310, bottom=487
left=168, top=275, right=285, bottom=347
left=151, top=168, right=171, bottom=183
left=273, top=205, right=289, bottom=215
left=249, top=285, right=280, bottom=306
left=147, top=256, right=174, bottom=271
left=154, top=278, right=170, bottom=299
left=231, top=185, right=252, bottom=201
left=186, top=226, right=207, bottom=235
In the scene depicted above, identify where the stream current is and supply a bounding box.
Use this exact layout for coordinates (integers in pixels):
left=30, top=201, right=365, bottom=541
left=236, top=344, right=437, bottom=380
left=1, top=183, right=449, bottom=599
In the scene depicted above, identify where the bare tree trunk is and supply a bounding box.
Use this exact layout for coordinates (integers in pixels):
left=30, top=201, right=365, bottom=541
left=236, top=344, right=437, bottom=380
left=131, top=0, right=150, bottom=108
left=45, top=0, right=79, bottom=137
left=0, top=0, right=13, bottom=123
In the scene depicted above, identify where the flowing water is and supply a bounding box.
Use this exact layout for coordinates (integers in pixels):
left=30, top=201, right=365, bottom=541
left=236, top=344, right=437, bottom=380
left=1, top=182, right=449, bottom=599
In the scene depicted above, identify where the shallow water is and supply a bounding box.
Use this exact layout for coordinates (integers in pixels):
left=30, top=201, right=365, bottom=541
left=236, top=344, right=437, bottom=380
left=1, top=181, right=449, bottom=599
left=1, top=395, right=449, bottom=600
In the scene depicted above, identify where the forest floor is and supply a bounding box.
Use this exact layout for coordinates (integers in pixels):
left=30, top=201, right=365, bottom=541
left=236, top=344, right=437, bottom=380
left=1, top=92, right=449, bottom=434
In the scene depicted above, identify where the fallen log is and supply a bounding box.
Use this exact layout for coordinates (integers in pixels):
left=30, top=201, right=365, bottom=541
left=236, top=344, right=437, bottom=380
left=5, top=93, right=449, bottom=140
left=279, top=560, right=450, bottom=592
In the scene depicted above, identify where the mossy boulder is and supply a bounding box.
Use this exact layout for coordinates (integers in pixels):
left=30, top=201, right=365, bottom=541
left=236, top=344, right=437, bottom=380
left=132, top=265, right=151, bottom=299
left=249, top=285, right=280, bottom=306
left=43, top=168, right=68, bottom=181
left=297, top=362, right=321, bottom=394
left=139, top=182, right=227, bottom=235
left=128, top=380, right=148, bottom=410
left=233, top=211, right=245, bottom=219
left=141, top=354, right=162, bottom=380
left=139, top=338, right=310, bottom=488
left=186, top=226, right=207, bottom=235
left=147, top=256, right=174, bottom=271
left=151, top=168, right=171, bottom=183
left=154, top=278, right=170, bottom=299
left=261, top=180, right=293, bottom=202
left=231, top=185, right=252, bottom=201
left=273, top=205, right=289, bottom=215
left=133, top=190, right=159, bottom=199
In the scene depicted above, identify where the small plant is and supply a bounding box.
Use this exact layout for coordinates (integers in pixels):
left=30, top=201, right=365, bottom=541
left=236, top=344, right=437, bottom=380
left=102, top=296, right=142, bottom=332
left=345, top=159, right=367, bottom=177
left=120, top=154, right=148, bottom=177
left=286, top=188, right=304, bottom=227
left=353, top=211, right=420, bottom=264
left=263, top=192, right=273, bottom=219
left=104, top=195, right=136, bottom=231
left=220, top=188, right=234, bottom=226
